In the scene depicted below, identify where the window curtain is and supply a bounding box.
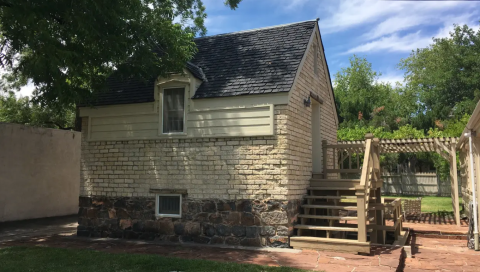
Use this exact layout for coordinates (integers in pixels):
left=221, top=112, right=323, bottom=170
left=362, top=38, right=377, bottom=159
left=163, top=88, right=185, bottom=133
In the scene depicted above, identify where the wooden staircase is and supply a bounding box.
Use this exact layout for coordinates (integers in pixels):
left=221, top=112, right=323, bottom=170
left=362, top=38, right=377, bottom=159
left=290, top=135, right=385, bottom=254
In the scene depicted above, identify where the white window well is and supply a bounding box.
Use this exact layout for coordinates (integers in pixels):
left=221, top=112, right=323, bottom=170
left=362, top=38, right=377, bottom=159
left=162, top=87, right=185, bottom=134
left=155, top=194, right=182, bottom=218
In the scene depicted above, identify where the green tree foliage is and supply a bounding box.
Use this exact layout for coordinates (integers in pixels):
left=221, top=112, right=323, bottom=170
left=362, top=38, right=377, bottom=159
left=334, top=55, right=385, bottom=123
left=0, top=0, right=241, bottom=108
left=400, top=24, right=480, bottom=126
left=0, top=92, right=75, bottom=129
left=334, top=55, right=415, bottom=131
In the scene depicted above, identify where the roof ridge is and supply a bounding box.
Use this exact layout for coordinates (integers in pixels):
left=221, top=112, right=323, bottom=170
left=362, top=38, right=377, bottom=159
left=195, top=19, right=318, bottom=40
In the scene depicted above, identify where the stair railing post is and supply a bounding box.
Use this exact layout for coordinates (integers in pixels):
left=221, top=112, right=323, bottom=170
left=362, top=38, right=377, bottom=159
left=357, top=133, right=373, bottom=243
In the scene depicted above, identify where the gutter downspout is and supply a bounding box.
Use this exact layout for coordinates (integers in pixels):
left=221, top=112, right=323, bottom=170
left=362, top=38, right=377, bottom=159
left=467, top=131, right=479, bottom=251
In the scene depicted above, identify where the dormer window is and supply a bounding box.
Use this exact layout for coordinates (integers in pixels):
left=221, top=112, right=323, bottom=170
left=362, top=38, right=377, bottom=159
left=162, top=87, right=185, bottom=134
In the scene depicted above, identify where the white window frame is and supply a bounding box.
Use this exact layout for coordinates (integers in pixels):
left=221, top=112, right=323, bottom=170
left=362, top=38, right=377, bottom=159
left=159, top=86, right=188, bottom=135
left=155, top=194, right=182, bottom=218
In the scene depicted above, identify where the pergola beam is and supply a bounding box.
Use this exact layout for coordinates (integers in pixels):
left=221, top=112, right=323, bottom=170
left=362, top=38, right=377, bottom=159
left=338, top=137, right=461, bottom=225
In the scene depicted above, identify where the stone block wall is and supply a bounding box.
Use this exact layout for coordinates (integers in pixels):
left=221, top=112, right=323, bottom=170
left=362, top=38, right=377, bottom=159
left=285, top=29, right=338, bottom=200
left=78, top=27, right=339, bottom=246
left=80, top=105, right=290, bottom=200
left=78, top=196, right=300, bottom=247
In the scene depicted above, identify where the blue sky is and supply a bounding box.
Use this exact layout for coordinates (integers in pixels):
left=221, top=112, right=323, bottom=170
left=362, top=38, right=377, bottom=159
left=202, top=0, right=480, bottom=85
left=16, top=0, right=480, bottom=96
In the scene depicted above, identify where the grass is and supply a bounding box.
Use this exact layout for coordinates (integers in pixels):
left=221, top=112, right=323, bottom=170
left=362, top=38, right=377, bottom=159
left=386, top=196, right=462, bottom=214
left=0, top=246, right=312, bottom=272
left=343, top=196, right=461, bottom=214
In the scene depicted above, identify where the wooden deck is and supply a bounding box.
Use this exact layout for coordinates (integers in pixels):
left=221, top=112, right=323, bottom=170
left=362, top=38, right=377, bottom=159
left=293, top=134, right=405, bottom=254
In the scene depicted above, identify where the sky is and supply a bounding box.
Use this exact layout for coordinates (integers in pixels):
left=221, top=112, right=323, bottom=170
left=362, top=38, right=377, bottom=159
left=202, top=0, right=480, bottom=84
left=16, top=0, right=480, bottom=97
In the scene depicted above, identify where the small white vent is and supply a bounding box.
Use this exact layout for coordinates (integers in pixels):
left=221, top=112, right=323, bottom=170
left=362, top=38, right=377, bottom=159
left=156, top=194, right=182, bottom=218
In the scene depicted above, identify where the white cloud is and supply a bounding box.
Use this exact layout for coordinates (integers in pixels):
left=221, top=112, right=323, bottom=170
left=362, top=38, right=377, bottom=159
left=362, top=14, right=434, bottom=40
left=344, top=14, right=480, bottom=54
left=284, top=0, right=310, bottom=10
left=378, top=72, right=405, bottom=86
left=345, top=31, right=431, bottom=54
left=320, top=0, right=469, bottom=35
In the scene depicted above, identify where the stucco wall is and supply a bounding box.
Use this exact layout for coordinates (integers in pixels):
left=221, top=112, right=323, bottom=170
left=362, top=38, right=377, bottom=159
left=0, top=123, right=80, bottom=222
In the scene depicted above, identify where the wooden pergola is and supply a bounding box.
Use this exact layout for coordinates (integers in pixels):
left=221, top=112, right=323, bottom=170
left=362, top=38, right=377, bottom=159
left=337, top=137, right=461, bottom=226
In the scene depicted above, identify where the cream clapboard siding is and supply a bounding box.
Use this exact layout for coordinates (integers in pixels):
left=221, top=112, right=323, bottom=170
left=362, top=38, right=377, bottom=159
left=186, top=105, right=273, bottom=137
left=89, top=114, right=159, bottom=141
left=83, top=103, right=274, bottom=141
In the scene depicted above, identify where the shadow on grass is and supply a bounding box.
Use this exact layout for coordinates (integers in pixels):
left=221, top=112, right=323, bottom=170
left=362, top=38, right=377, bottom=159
left=0, top=235, right=319, bottom=272
left=404, top=211, right=467, bottom=225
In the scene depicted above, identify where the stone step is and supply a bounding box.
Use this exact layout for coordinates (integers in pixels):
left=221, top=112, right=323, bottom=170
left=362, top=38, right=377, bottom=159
left=301, top=204, right=358, bottom=210
left=294, top=224, right=358, bottom=232
left=298, top=214, right=358, bottom=220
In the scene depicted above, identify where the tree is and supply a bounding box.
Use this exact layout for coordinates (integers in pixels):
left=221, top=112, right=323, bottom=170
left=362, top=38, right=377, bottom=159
left=334, top=55, right=415, bottom=130
left=400, top=24, right=480, bottom=127
left=0, top=92, right=75, bottom=129
left=0, top=0, right=241, bottom=108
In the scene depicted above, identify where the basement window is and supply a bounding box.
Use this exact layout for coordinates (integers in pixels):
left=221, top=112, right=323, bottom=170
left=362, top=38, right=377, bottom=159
left=155, top=194, right=182, bottom=218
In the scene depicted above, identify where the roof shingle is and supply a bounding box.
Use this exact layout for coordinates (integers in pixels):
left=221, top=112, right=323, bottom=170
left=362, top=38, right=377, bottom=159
left=90, top=20, right=317, bottom=106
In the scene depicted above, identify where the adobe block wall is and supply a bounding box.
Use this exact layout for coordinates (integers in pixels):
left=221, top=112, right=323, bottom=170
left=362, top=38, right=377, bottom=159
left=286, top=30, right=338, bottom=200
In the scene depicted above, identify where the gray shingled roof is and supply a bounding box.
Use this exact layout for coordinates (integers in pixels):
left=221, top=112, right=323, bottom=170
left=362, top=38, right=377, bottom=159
left=90, top=20, right=317, bottom=106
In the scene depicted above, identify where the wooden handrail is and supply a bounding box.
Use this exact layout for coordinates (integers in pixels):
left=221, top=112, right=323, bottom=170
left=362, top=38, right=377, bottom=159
left=320, top=134, right=383, bottom=244
left=359, top=138, right=372, bottom=188
left=356, top=134, right=382, bottom=243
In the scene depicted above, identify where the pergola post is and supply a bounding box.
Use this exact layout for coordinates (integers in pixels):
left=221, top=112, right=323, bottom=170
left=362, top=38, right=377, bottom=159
left=450, top=139, right=460, bottom=226
left=474, top=138, right=480, bottom=223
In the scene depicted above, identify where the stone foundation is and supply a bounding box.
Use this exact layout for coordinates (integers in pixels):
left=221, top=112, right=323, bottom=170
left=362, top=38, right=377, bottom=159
left=77, top=196, right=301, bottom=247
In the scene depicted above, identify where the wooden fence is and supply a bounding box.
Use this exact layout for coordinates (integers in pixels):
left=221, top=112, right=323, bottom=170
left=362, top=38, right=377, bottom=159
left=382, top=172, right=462, bottom=197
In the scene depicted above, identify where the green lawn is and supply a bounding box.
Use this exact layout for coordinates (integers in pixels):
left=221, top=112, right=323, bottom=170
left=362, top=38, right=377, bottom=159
left=0, top=246, right=312, bottom=272
left=343, top=196, right=461, bottom=214
left=387, top=196, right=461, bottom=214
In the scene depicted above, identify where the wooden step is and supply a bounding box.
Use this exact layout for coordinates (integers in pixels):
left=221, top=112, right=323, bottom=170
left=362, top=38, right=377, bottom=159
left=294, top=224, right=358, bottom=232
left=302, top=204, right=357, bottom=210
left=303, top=195, right=357, bottom=200
left=290, top=236, right=370, bottom=254
left=310, top=178, right=360, bottom=183
left=298, top=214, right=358, bottom=220
left=308, top=187, right=356, bottom=191
left=310, top=181, right=360, bottom=187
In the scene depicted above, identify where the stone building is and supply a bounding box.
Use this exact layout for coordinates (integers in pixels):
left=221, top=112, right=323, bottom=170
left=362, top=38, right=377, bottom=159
left=78, top=19, right=338, bottom=247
